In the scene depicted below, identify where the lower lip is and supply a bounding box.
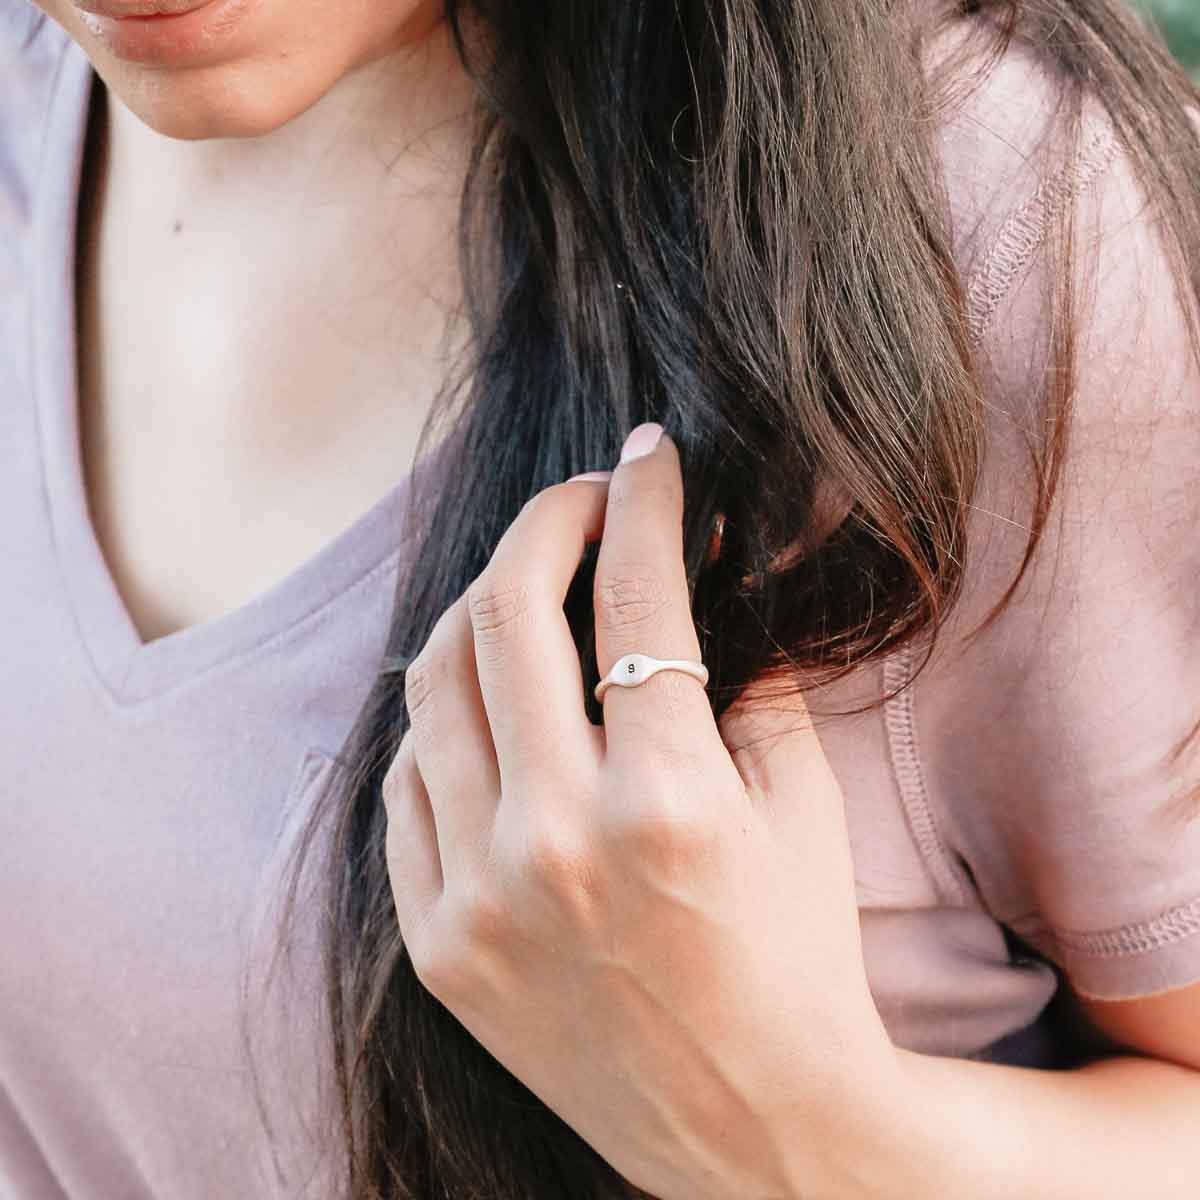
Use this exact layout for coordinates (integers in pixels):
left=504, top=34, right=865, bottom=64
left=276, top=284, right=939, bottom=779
left=80, top=0, right=260, bottom=66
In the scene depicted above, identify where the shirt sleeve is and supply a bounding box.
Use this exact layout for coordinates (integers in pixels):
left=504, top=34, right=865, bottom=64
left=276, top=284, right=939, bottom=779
left=910, top=27, right=1200, bottom=1003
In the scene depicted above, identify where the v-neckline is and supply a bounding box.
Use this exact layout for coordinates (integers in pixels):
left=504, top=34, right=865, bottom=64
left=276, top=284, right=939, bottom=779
left=32, top=36, right=445, bottom=709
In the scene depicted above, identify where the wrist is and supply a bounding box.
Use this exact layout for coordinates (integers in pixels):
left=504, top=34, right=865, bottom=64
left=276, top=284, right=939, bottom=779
left=797, top=1044, right=952, bottom=1200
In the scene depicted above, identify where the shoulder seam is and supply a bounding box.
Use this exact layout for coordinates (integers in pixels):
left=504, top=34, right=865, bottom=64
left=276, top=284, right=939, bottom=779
left=963, top=121, right=1122, bottom=351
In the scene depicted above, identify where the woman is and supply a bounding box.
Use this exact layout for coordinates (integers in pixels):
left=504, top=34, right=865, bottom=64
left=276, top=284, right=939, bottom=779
left=3, top=0, right=1198, bottom=1196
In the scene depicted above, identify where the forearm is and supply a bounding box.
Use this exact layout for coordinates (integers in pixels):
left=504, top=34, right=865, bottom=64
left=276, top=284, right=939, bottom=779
left=849, top=1048, right=1200, bottom=1199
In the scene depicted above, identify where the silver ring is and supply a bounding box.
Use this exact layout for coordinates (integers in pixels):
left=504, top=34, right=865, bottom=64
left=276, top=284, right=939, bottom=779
left=594, top=652, right=709, bottom=703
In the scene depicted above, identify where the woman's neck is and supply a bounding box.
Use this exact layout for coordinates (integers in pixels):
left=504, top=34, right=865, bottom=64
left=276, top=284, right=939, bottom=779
left=95, top=13, right=477, bottom=315
left=69, top=16, right=482, bottom=641
left=76, top=13, right=478, bottom=463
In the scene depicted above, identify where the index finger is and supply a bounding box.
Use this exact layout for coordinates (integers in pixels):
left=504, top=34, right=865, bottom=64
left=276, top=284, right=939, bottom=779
left=467, top=476, right=609, bottom=791
left=593, top=424, right=723, bottom=761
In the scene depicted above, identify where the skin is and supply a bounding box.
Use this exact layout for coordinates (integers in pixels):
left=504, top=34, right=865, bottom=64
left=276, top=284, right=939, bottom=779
left=384, top=423, right=1200, bottom=1200
left=385, top=424, right=910, bottom=1200
left=36, top=0, right=478, bottom=640
left=39, top=1, right=1200, bottom=1191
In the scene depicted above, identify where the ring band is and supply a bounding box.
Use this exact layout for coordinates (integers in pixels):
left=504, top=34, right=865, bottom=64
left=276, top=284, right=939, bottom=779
left=594, top=652, right=709, bottom=702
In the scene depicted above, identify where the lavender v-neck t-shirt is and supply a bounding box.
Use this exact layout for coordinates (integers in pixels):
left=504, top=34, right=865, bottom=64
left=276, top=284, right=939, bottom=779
left=5, top=4, right=1200, bottom=1197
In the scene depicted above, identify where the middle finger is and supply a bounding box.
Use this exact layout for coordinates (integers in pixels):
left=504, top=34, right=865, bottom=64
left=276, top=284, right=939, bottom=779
left=592, top=425, right=723, bottom=761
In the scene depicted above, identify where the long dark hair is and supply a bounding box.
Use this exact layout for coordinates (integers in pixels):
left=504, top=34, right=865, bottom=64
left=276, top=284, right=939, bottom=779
left=251, top=1, right=1200, bottom=1195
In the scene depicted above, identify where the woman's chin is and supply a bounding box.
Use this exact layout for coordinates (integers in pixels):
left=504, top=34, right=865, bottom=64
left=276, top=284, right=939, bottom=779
left=46, top=0, right=333, bottom=140
left=90, top=55, right=341, bottom=141
left=41, top=0, right=453, bottom=142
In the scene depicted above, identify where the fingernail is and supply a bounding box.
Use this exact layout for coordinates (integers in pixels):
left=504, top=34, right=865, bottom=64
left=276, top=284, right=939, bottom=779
left=619, top=422, right=664, bottom=465
left=566, top=470, right=614, bottom=483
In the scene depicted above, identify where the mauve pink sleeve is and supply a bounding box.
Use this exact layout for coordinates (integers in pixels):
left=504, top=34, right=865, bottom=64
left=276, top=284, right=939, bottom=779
left=913, top=21, right=1200, bottom=1002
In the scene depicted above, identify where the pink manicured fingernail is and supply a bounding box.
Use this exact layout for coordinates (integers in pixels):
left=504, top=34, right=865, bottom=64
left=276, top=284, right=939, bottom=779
left=566, top=470, right=614, bottom=483
left=619, top=422, right=663, bottom=464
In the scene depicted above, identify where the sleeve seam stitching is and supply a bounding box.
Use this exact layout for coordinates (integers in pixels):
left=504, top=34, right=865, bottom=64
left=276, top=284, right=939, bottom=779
left=1011, top=896, right=1200, bottom=959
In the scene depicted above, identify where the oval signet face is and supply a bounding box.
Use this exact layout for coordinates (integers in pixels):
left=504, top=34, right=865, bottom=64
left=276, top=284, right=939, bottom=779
left=619, top=655, right=648, bottom=685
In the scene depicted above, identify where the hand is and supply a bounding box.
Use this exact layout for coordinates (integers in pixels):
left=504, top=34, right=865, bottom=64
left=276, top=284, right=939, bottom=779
left=384, top=423, right=905, bottom=1200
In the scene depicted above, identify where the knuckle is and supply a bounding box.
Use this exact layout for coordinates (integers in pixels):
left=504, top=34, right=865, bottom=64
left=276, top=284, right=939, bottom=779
left=595, top=561, right=671, bottom=634
left=526, top=830, right=592, bottom=894
left=404, top=912, right=459, bottom=996
left=453, top=879, right=515, bottom=952
left=499, top=815, right=595, bottom=898
left=411, top=945, right=468, bottom=1001
left=403, top=648, right=445, bottom=722
left=606, top=794, right=716, bottom=872
left=407, top=903, right=489, bottom=999
left=466, top=573, right=533, bottom=644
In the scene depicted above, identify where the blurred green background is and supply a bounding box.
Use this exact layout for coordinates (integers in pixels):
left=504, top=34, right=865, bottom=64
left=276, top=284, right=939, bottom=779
left=1136, top=0, right=1200, bottom=75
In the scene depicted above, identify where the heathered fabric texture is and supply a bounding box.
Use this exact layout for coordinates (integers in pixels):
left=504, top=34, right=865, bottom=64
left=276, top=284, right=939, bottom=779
left=3, top=4, right=1199, bottom=1197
